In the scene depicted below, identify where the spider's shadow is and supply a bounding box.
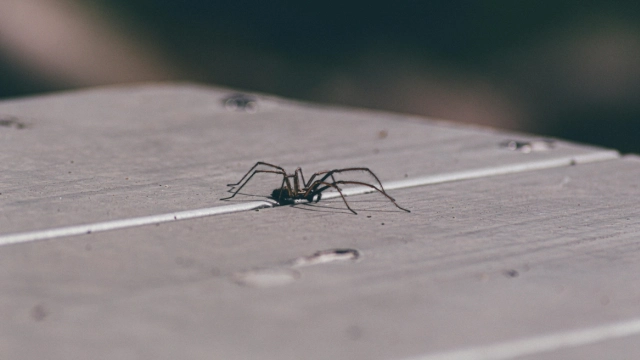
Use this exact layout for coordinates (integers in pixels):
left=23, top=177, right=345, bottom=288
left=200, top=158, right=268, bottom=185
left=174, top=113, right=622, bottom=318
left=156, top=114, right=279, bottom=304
left=296, top=200, right=401, bottom=214
left=221, top=193, right=398, bottom=214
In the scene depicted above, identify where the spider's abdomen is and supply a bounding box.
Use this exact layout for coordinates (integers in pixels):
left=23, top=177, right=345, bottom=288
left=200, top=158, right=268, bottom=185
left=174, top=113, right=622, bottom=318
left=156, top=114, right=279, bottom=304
left=270, top=188, right=296, bottom=205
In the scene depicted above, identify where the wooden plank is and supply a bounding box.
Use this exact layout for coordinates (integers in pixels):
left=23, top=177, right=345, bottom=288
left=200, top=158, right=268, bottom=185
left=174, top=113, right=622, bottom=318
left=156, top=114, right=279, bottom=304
left=1, top=155, right=639, bottom=360
left=0, top=84, right=617, bottom=236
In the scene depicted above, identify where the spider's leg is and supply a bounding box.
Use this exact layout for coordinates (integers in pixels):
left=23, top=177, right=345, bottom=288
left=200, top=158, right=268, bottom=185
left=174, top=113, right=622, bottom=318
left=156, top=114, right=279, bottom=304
left=316, top=181, right=357, bottom=214
left=286, top=174, right=297, bottom=197
left=303, top=180, right=356, bottom=214
left=303, top=170, right=331, bottom=189
left=305, top=168, right=389, bottom=198
left=220, top=170, right=286, bottom=200
left=330, top=168, right=388, bottom=195
left=292, top=170, right=301, bottom=194
left=276, top=177, right=286, bottom=203
left=295, top=167, right=306, bottom=188
left=227, top=162, right=287, bottom=187
left=333, top=180, right=410, bottom=213
left=308, top=173, right=385, bottom=201
left=227, top=169, right=286, bottom=191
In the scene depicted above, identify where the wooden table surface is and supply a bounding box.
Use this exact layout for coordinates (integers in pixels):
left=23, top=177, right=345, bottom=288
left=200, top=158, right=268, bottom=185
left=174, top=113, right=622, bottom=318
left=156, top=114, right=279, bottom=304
left=1, top=84, right=638, bottom=359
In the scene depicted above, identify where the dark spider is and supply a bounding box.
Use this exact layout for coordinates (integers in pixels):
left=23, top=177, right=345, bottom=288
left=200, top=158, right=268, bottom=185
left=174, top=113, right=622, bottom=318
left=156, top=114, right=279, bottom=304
left=220, top=161, right=410, bottom=214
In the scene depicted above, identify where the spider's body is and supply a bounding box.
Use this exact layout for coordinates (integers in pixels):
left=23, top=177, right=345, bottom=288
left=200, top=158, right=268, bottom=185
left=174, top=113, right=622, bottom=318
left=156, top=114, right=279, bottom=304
left=270, top=188, right=311, bottom=205
left=221, top=161, right=409, bottom=214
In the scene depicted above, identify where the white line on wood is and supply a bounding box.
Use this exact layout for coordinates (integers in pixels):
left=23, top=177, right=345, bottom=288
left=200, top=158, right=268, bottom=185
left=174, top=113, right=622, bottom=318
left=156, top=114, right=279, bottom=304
left=0, top=150, right=619, bottom=246
left=328, top=151, right=619, bottom=198
left=0, top=201, right=275, bottom=246
left=402, top=317, right=640, bottom=360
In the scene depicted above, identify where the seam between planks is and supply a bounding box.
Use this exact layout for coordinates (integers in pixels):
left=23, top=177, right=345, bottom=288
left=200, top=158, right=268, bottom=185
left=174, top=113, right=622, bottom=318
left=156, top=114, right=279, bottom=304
left=0, top=150, right=619, bottom=246
left=401, top=317, right=640, bottom=360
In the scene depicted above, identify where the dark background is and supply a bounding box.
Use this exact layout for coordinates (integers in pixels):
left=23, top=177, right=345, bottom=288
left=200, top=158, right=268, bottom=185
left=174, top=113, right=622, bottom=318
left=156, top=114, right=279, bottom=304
left=1, top=1, right=639, bottom=153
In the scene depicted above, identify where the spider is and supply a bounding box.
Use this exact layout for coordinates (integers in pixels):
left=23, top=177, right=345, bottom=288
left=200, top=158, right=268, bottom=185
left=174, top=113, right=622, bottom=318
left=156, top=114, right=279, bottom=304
left=220, top=161, right=410, bottom=214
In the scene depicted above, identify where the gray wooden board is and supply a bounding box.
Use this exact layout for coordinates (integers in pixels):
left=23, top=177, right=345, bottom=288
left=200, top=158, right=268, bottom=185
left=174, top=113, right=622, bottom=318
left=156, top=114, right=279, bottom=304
left=2, top=152, right=640, bottom=359
left=0, top=84, right=617, bottom=235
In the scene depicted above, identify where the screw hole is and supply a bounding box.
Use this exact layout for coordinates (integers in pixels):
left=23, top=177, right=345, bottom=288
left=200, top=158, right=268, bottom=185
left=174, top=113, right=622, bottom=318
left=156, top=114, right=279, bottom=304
left=293, top=248, right=360, bottom=267
left=224, top=94, right=258, bottom=113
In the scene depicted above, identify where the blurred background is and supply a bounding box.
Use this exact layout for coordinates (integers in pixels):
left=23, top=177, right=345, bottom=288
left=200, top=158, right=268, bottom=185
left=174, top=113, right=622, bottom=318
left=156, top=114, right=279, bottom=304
left=1, top=0, right=639, bottom=153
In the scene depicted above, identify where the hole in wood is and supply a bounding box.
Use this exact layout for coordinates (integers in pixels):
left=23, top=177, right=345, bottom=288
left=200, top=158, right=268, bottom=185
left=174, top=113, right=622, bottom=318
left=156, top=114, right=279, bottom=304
left=0, top=116, right=28, bottom=129
left=293, top=248, right=360, bottom=267
left=232, top=269, right=300, bottom=288
left=223, top=93, right=258, bottom=113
